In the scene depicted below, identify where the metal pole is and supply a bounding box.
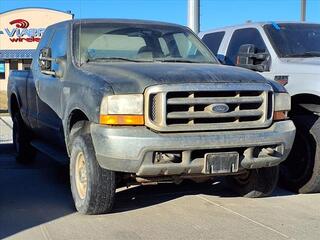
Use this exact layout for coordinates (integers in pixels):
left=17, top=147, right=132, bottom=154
left=301, top=0, right=306, bottom=21
left=188, top=0, right=200, bottom=33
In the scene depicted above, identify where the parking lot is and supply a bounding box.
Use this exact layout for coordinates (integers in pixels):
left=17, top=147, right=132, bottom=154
left=0, top=115, right=319, bottom=240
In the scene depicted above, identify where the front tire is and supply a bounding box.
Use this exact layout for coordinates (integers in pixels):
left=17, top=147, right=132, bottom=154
left=12, top=112, right=36, bottom=164
left=279, top=115, right=320, bottom=193
left=226, top=166, right=279, bottom=198
left=70, top=124, right=116, bottom=215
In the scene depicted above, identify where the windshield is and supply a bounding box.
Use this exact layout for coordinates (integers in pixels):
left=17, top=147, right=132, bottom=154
left=264, top=23, right=320, bottom=58
left=73, top=22, right=217, bottom=65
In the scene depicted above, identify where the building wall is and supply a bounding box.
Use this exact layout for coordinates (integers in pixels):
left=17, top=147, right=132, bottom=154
left=0, top=8, right=73, bottom=92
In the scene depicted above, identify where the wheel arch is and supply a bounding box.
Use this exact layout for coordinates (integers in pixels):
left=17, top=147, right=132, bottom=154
left=290, top=93, right=320, bottom=116
left=65, top=108, right=90, bottom=155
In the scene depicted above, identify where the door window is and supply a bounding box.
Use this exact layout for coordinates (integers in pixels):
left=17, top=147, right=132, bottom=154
left=226, top=28, right=267, bottom=65
left=50, top=27, right=68, bottom=71
left=202, top=31, right=225, bottom=55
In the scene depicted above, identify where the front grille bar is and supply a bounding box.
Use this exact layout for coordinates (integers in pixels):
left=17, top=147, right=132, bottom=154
left=167, top=110, right=263, bottom=119
left=167, top=96, right=263, bottom=105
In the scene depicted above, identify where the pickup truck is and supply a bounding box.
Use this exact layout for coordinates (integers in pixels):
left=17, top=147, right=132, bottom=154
left=8, top=19, right=295, bottom=214
left=200, top=22, right=320, bottom=194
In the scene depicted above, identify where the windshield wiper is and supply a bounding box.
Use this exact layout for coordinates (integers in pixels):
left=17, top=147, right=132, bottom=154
left=154, top=58, right=206, bottom=63
left=284, top=51, right=320, bottom=58
left=86, top=57, right=151, bottom=63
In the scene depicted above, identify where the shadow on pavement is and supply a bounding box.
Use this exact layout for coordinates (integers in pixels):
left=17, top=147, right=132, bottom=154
left=0, top=143, right=74, bottom=239
left=0, top=143, right=296, bottom=238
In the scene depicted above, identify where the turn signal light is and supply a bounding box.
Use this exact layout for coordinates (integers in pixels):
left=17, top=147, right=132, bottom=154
left=273, top=111, right=288, bottom=121
left=100, top=115, right=144, bottom=125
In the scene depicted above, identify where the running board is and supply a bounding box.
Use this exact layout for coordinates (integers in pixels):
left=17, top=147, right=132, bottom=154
left=30, top=140, right=69, bottom=164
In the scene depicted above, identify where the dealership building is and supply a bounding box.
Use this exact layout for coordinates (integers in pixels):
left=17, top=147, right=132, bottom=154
left=0, top=8, right=73, bottom=91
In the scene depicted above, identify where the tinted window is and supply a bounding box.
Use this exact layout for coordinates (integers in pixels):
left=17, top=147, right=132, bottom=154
left=226, top=28, right=266, bottom=65
left=202, top=31, right=225, bottom=55
left=264, top=23, right=320, bottom=57
left=50, top=27, right=68, bottom=70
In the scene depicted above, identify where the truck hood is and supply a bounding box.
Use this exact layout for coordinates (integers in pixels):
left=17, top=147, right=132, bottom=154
left=281, top=57, right=320, bottom=74
left=81, top=62, right=267, bottom=94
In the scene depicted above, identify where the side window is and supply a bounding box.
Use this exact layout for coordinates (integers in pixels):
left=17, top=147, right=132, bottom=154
left=50, top=27, right=68, bottom=70
left=159, top=37, right=170, bottom=56
left=202, top=31, right=225, bottom=55
left=173, top=33, right=192, bottom=58
left=33, top=28, right=54, bottom=70
left=226, top=28, right=266, bottom=65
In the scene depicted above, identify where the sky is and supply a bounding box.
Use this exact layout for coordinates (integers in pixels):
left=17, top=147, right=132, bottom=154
left=0, top=0, right=320, bottom=31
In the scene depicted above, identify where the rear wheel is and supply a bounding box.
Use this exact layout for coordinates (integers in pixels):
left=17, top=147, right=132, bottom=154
left=12, top=112, right=36, bottom=164
left=70, top=122, right=116, bottom=215
left=279, top=115, right=320, bottom=193
left=226, top=166, right=279, bottom=198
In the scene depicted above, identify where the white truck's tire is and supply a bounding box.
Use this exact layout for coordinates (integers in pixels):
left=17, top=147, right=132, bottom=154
left=226, top=166, right=279, bottom=198
left=280, top=115, right=320, bottom=193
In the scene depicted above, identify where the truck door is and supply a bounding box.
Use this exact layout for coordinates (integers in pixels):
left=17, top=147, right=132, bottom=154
left=27, top=29, right=54, bottom=130
left=34, top=26, right=68, bottom=148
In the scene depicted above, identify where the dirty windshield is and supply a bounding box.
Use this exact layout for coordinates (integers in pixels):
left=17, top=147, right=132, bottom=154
left=74, top=22, right=217, bottom=65
left=264, top=23, right=320, bottom=58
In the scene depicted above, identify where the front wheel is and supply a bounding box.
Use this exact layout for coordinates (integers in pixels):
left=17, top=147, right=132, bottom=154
left=70, top=124, right=116, bottom=215
left=226, top=166, right=279, bottom=198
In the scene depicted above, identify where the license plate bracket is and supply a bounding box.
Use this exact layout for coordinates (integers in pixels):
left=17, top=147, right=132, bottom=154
left=203, top=152, right=239, bottom=174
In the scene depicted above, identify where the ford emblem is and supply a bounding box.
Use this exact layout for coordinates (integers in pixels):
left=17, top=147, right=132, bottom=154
left=212, top=104, right=229, bottom=113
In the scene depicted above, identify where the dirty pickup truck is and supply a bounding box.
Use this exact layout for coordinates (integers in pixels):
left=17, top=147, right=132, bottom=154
left=8, top=19, right=295, bottom=214
left=200, top=22, right=320, bottom=193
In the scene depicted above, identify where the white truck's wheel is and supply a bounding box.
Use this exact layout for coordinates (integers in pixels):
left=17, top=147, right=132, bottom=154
left=70, top=123, right=116, bottom=215
left=280, top=115, right=320, bottom=193
left=226, top=166, right=279, bottom=198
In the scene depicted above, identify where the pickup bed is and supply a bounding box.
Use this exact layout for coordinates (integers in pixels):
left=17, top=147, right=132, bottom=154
left=200, top=22, right=320, bottom=194
left=8, top=19, right=295, bottom=214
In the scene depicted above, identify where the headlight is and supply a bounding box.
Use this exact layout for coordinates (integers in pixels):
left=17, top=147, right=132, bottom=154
left=273, top=92, right=291, bottom=121
left=100, top=94, right=144, bottom=125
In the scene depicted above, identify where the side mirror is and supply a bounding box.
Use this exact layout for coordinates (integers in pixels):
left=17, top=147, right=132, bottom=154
left=39, top=48, right=52, bottom=70
left=236, top=44, right=270, bottom=72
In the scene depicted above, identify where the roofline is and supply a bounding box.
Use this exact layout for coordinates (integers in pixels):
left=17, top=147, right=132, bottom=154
left=200, top=21, right=320, bottom=33
left=0, top=7, right=73, bottom=17
left=50, top=18, right=186, bottom=29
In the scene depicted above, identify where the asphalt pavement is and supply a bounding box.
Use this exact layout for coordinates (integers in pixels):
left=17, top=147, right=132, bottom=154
left=0, top=116, right=319, bottom=240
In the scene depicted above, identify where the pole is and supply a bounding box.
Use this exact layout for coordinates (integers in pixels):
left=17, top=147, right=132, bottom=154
left=188, top=0, right=200, bottom=33
left=301, top=0, right=306, bottom=21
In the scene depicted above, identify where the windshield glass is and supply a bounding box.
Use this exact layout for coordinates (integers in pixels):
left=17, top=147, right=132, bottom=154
left=264, top=23, right=320, bottom=58
left=73, top=22, right=217, bottom=65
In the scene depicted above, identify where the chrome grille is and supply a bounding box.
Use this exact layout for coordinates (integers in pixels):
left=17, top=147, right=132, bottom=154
left=145, top=83, right=273, bottom=132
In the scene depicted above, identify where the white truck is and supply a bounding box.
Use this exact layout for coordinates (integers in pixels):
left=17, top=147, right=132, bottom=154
left=200, top=22, right=320, bottom=193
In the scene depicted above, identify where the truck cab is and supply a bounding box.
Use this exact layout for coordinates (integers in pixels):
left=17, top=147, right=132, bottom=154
left=200, top=22, right=320, bottom=193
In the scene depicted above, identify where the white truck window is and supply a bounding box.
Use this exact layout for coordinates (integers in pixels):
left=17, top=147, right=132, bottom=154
left=202, top=31, right=225, bottom=55
left=226, top=28, right=266, bottom=65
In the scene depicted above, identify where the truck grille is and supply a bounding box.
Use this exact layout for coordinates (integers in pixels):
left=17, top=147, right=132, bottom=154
left=145, top=83, right=273, bottom=132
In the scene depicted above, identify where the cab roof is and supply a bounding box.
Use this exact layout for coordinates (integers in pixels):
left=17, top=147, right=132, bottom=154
left=47, top=18, right=186, bottom=29
left=201, top=21, right=320, bottom=35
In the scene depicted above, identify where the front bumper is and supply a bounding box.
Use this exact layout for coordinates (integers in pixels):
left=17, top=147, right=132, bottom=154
left=91, top=120, right=295, bottom=176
